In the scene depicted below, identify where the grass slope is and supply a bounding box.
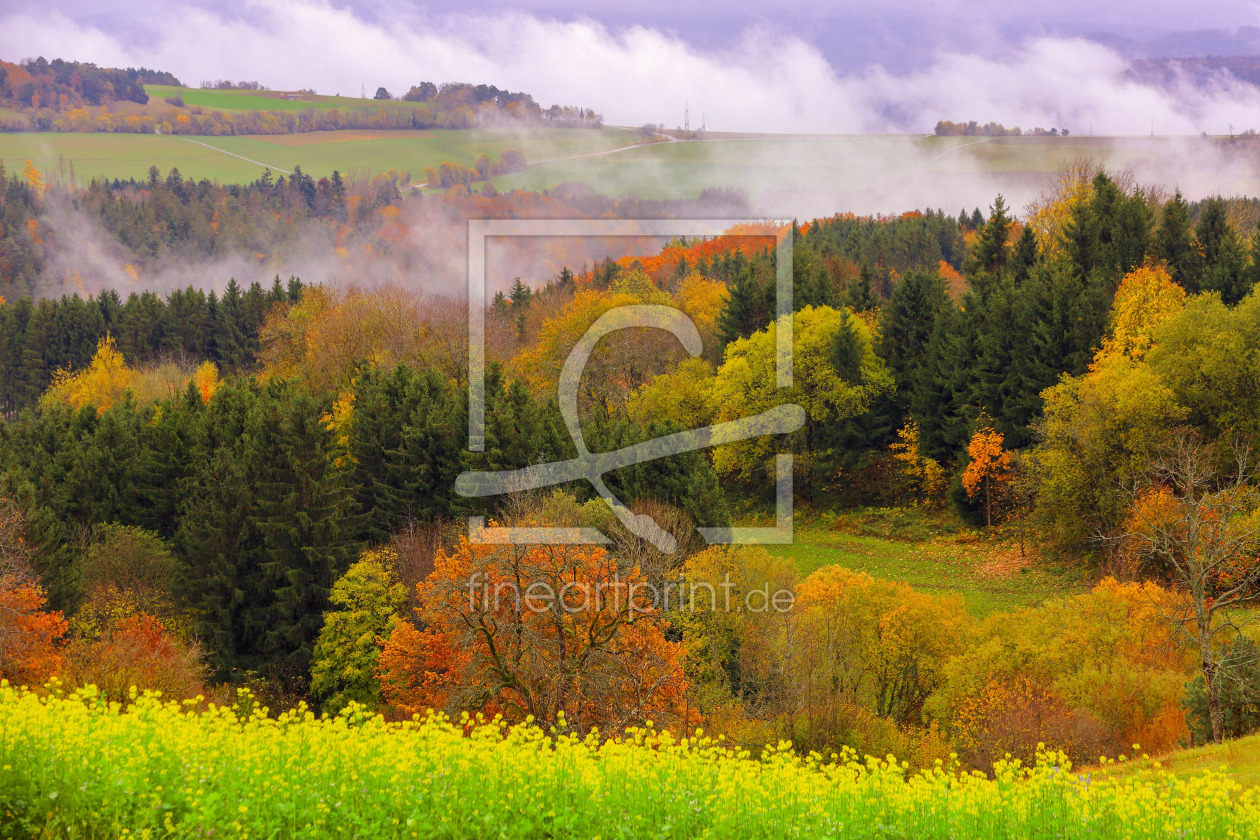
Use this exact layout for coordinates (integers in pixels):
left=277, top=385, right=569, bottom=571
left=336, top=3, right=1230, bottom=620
left=1099, top=732, right=1260, bottom=788
left=766, top=509, right=1081, bottom=616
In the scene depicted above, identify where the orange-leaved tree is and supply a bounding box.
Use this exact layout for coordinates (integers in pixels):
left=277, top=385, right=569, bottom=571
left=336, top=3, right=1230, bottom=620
left=379, top=537, right=690, bottom=735
left=0, top=492, right=67, bottom=685
left=963, top=427, right=1012, bottom=527
left=0, top=581, right=67, bottom=686
left=63, top=612, right=207, bottom=702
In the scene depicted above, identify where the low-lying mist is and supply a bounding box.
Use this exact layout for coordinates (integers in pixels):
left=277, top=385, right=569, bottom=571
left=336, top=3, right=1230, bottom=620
left=5, top=1, right=1260, bottom=136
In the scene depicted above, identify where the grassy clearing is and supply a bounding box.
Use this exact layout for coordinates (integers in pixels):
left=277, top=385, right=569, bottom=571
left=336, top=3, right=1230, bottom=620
left=4, top=685, right=1257, bottom=839
left=766, top=507, right=1083, bottom=616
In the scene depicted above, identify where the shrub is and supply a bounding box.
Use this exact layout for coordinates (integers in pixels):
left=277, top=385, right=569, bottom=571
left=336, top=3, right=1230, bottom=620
left=952, top=676, right=1111, bottom=769
left=62, top=613, right=206, bottom=702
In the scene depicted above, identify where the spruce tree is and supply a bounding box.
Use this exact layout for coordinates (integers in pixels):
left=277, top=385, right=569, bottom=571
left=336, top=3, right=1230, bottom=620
left=1157, top=189, right=1197, bottom=290
left=256, top=385, right=359, bottom=677
left=880, top=268, right=948, bottom=417
left=1196, top=199, right=1249, bottom=305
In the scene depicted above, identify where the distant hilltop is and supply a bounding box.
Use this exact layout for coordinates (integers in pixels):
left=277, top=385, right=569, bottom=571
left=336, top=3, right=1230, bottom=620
left=0, top=57, right=602, bottom=135
left=1127, top=55, right=1260, bottom=91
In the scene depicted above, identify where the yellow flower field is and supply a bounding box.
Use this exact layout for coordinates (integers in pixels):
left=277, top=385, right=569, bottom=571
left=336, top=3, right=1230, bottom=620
left=1, top=683, right=1257, bottom=839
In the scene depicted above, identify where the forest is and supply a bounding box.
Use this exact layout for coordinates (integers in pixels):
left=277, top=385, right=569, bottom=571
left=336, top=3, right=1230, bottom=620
left=6, top=148, right=1260, bottom=836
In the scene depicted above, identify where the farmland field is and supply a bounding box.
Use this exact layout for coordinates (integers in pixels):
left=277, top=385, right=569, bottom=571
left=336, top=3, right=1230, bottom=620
left=5, top=130, right=1258, bottom=213
left=0, top=128, right=646, bottom=185
left=143, top=84, right=432, bottom=113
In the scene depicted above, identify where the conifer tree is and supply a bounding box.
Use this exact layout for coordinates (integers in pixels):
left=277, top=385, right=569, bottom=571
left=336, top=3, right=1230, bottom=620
left=1156, top=189, right=1196, bottom=290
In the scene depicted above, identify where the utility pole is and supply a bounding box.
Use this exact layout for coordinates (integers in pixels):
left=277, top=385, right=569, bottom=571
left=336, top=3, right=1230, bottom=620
left=685, top=99, right=689, bottom=134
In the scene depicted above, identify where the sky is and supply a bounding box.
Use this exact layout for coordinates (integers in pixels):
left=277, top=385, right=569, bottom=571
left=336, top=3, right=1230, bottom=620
left=3, top=1, right=1260, bottom=134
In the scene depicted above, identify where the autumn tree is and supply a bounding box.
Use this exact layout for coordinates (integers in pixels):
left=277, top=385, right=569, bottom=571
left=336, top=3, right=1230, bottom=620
left=708, top=305, right=893, bottom=494
left=0, top=490, right=30, bottom=582
left=63, top=612, right=207, bottom=702
left=0, top=489, right=65, bottom=684
left=258, top=284, right=429, bottom=395
left=41, top=334, right=136, bottom=413
left=790, top=565, right=969, bottom=753
left=889, top=421, right=947, bottom=503
left=0, top=579, right=67, bottom=685
left=379, top=537, right=690, bottom=735
left=963, top=428, right=1012, bottom=527
left=512, top=285, right=680, bottom=414
left=1098, top=265, right=1186, bottom=362
left=932, top=577, right=1192, bottom=765
left=1118, top=432, right=1260, bottom=744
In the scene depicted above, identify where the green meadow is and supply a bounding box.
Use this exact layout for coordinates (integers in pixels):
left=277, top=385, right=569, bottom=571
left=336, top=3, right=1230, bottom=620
left=766, top=511, right=1082, bottom=617
left=0, top=127, right=644, bottom=184
left=143, top=84, right=431, bottom=113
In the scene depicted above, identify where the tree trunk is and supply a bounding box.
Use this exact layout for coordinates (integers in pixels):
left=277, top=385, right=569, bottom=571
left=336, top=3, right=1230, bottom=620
left=1016, top=508, right=1025, bottom=560
left=985, top=477, right=992, bottom=528
left=1204, top=658, right=1225, bottom=744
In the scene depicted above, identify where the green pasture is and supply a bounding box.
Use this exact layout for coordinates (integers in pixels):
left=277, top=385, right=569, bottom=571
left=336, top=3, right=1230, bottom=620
left=0, top=127, right=644, bottom=185
left=143, top=84, right=428, bottom=113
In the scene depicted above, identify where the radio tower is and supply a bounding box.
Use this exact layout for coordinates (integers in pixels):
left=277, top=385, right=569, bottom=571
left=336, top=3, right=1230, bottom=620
left=685, top=100, right=690, bottom=134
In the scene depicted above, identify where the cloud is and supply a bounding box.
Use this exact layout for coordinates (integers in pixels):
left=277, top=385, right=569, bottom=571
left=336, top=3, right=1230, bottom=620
left=4, top=0, right=1260, bottom=136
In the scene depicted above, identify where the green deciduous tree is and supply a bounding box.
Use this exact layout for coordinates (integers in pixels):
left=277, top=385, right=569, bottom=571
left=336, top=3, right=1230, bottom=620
left=310, top=548, right=408, bottom=713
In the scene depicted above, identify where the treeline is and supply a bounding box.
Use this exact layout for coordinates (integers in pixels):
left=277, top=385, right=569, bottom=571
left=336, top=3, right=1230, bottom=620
left=27, top=99, right=596, bottom=136
left=86, top=165, right=378, bottom=267
left=0, top=160, right=401, bottom=299
left=39, top=102, right=476, bottom=135
left=198, top=80, right=266, bottom=91
left=614, top=209, right=969, bottom=310
left=1, top=55, right=602, bottom=134
left=0, top=278, right=302, bottom=415
left=0, top=57, right=179, bottom=111
left=400, top=81, right=603, bottom=128
left=934, top=120, right=1070, bottom=137
left=423, top=150, right=527, bottom=188
left=0, top=161, right=752, bottom=305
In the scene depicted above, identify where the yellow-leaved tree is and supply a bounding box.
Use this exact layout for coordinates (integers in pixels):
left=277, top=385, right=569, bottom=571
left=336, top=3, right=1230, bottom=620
left=21, top=160, right=44, bottom=197
left=708, top=305, right=892, bottom=495
left=962, top=427, right=1011, bottom=528
left=1023, top=157, right=1107, bottom=253
left=1096, top=265, right=1185, bottom=363
left=41, top=335, right=137, bottom=414
left=890, top=421, right=947, bottom=503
